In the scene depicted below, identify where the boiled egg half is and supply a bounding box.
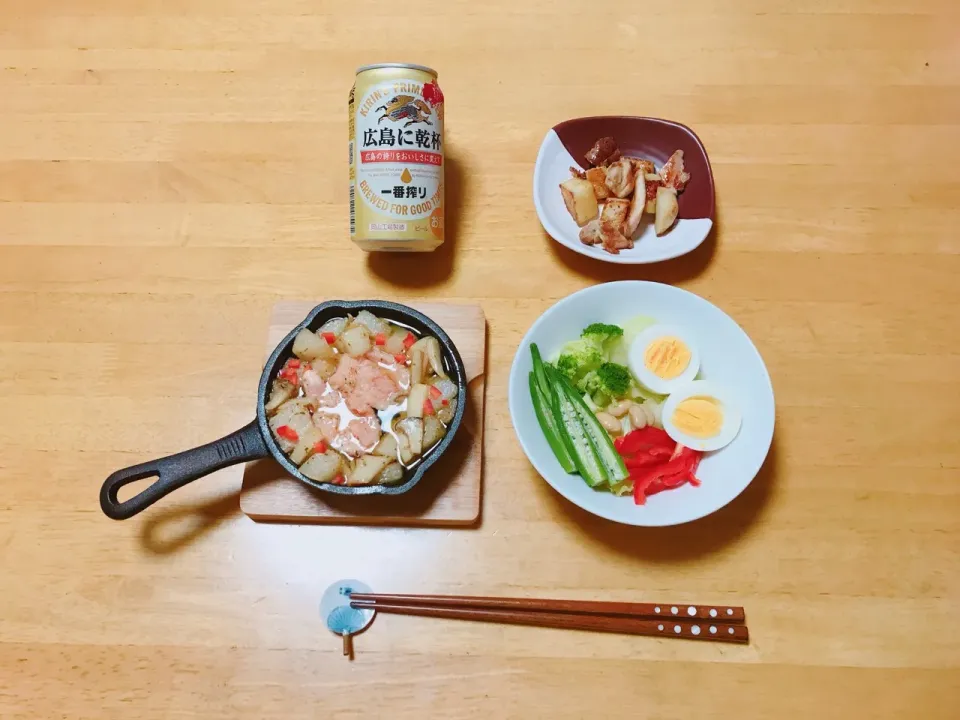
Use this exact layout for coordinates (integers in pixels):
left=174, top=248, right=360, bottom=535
left=661, top=380, right=742, bottom=452
left=627, top=324, right=701, bottom=395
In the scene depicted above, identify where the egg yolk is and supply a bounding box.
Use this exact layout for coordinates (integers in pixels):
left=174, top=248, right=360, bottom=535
left=672, top=396, right=723, bottom=439
left=643, top=337, right=691, bottom=380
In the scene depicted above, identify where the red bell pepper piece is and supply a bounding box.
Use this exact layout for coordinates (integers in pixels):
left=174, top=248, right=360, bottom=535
left=394, top=353, right=407, bottom=364
left=616, top=426, right=674, bottom=455
left=428, top=385, right=442, bottom=399
left=402, top=332, right=416, bottom=349
left=321, top=332, right=336, bottom=345
left=333, top=474, right=345, bottom=485
left=374, top=333, right=387, bottom=346
left=313, top=440, right=327, bottom=454
left=423, top=399, right=435, bottom=416
left=276, top=425, right=299, bottom=442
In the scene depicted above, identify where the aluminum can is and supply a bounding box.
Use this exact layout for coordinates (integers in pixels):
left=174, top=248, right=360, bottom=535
left=349, top=63, right=445, bottom=251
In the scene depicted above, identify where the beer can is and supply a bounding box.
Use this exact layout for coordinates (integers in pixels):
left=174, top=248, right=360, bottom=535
left=349, top=63, right=445, bottom=252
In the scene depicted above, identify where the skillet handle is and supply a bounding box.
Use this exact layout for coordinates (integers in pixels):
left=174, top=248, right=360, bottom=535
left=100, top=420, right=269, bottom=520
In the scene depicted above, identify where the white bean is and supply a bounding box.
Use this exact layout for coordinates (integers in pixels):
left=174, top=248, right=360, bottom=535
left=629, top=404, right=649, bottom=429
left=607, top=400, right=632, bottom=418
left=644, top=400, right=663, bottom=428
left=595, top=411, right=622, bottom=435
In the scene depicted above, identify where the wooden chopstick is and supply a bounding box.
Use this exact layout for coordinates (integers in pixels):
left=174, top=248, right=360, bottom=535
left=349, top=600, right=748, bottom=644
left=348, top=592, right=745, bottom=624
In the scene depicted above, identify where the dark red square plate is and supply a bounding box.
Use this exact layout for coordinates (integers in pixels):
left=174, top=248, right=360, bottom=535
left=533, top=116, right=715, bottom=264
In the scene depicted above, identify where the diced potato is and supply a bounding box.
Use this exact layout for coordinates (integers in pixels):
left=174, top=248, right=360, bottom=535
left=384, top=328, right=409, bottom=355
left=601, top=199, right=630, bottom=233
left=340, top=325, right=372, bottom=357
left=270, top=398, right=311, bottom=428
left=379, top=462, right=404, bottom=485
left=348, top=454, right=392, bottom=486
left=264, top=379, right=297, bottom=415
left=356, top=310, right=389, bottom=337
left=396, top=417, right=424, bottom=456
left=292, top=328, right=334, bottom=362
left=430, top=377, right=458, bottom=401
left=406, top=383, right=430, bottom=419
left=396, top=431, right=414, bottom=465
left=411, top=336, right=445, bottom=378
left=584, top=167, right=610, bottom=200
left=318, top=317, right=347, bottom=338
left=437, top=398, right=457, bottom=425
left=289, top=424, right=325, bottom=465
left=409, top=348, right=425, bottom=385
left=299, top=451, right=341, bottom=483
left=654, top=186, right=679, bottom=236
left=373, top=433, right=398, bottom=459
left=422, top=415, right=445, bottom=451
left=559, top=177, right=599, bottom=227
left=268, top=409, right=313, bottom=454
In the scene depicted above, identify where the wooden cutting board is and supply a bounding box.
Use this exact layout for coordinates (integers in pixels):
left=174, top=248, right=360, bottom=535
left=239, top=301, right=485, bottom=526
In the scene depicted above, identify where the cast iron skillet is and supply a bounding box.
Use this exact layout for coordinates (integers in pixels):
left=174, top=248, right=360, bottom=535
left=99, top=300, right=468, bottom=520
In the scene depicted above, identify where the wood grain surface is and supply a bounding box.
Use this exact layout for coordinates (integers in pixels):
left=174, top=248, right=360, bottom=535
left=1, top=1, right=958, bottom=718
left=239, top=301, right=485, bottom=525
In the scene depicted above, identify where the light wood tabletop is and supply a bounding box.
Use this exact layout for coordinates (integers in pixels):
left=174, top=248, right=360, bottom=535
left=1, top=1, right=958, bottom=718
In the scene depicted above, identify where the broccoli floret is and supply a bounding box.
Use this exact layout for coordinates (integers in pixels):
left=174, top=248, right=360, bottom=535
left=554, top=338, right=604, bottom=384
left=581, top=323, right=624, bottom=348
left=577, top=362, right=632, bottom=405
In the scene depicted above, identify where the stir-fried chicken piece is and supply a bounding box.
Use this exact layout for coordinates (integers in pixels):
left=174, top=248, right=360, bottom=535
left=601, top=198, right=630, bottom=231
left=659, top=150, right=690, bottom=191
left=603, top=158, right=636, bottom=198
left=630, top=158, right=656, bottom=177
left=579, top=219, right=633, bottom=254
left=624, top=183, right=647, bottom=236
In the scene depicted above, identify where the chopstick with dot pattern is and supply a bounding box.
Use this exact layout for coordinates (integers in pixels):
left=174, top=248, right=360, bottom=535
left=348, top=593, right=748, bottom=644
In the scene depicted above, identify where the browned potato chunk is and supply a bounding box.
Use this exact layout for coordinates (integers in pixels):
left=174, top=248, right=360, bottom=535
left=559, top=178, right=599, bottom=227
left=584, top=167, right=611, bottom=200
left=655, top=186, right=679, bottom=235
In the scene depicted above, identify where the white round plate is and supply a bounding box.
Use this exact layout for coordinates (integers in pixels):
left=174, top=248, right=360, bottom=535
left=508, top=281, right=775, bottom=526
left=533, top=117, right=715, bottom=265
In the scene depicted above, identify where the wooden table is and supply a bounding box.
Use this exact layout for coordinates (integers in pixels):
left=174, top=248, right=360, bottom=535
left=1, top=2, right=958, bottom=718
